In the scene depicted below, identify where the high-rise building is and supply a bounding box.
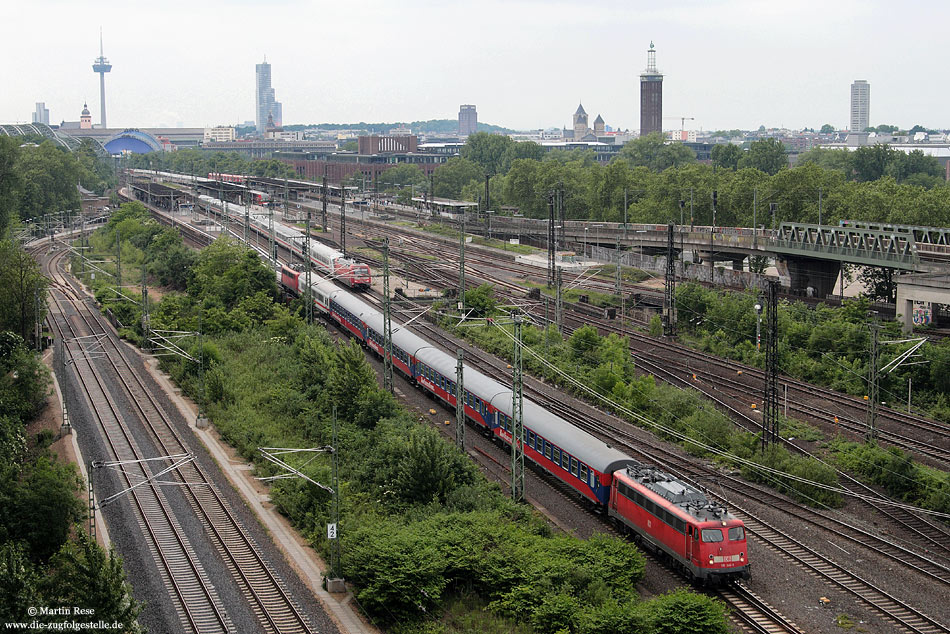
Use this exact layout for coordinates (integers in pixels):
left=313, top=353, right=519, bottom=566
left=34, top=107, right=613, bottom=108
left=459, top=104, right=477, bottom=137
left=256, top=57, right=282, bottom=134
left=850, top=80, right=870, bottom=133
left=639, top=42, right=663, bottom=137
left=92, top=30, right=112, bottom=129
left=32, top=102, right=49, bottom=125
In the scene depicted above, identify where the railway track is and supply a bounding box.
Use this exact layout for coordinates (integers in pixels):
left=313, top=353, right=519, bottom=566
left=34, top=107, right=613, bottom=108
left=373, top=306, right=802, bottom=633
left=390, top=304, right=949, bottom=633
left=44, top=244, right=316, bottom=634
left=43, top=253, right=233, bottom=634
left=134, top=194, right=949, bottom=631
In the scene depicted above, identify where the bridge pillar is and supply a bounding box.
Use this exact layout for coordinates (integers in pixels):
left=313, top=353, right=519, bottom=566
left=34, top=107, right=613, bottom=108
left=732, top=258, right=745, bottom=271
left=781, top=256, right=840, bottom=298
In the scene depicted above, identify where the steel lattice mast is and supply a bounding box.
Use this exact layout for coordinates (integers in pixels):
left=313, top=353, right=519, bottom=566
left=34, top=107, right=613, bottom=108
left=511, top=314, right=525, bottom=502
left=664, top=222, right=676, bottom=336
left=456, top=349, right=464, bottom=450
left=762, top=279, right=779, bottom=450
left=459, top=211, right=466, bottom=311
left=382, top=238, right=394, bottom=393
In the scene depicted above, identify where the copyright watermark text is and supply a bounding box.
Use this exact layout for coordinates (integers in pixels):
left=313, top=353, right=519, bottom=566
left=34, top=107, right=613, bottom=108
left=5, top=606, right=125, bottom=630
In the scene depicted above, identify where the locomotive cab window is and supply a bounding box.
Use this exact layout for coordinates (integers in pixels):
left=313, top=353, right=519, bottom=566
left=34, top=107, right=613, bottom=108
left=728, top=526, right=745, bottom=541
left=701, top=529, right=724, bottom=543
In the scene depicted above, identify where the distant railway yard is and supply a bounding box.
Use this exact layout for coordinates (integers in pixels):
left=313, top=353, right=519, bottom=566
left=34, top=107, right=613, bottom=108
left=20, top=169, right=950, bottom=634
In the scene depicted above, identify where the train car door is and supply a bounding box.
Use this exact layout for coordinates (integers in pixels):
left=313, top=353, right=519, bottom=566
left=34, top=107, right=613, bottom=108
left=686, top=525, right=696, bottom=564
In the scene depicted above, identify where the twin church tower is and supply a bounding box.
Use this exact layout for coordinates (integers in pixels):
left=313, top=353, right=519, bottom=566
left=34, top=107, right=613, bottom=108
left=566, top=42, right=663, bottom=140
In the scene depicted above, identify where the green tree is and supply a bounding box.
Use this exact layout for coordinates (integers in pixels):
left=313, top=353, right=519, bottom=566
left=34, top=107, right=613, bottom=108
left=376, top=164, right=426, bottom=191
left=0, top=239, right=49, bottom=341
left=0, top=332, right=50, bottom=430
left=0, top=137, right=20, bottom=234
left=738, top=138, right=787, bottom=175
left=619, top=133, right=696, bottom=172
left=501, top=140, right=544, bottom=173
left=0, top=542, right=41, bottom=622
left=851, top=144, right=895, bottom=182
left=646, top=589, right=729, bottom=634
left=464, top=283, right=497, bottom=316
left=188, top=237, right=277, bottom=310
left=0, top=457, right=84, bottom=561
left=327, top=340, right=380, bottom=425
left=797, top=147, right=854, bottom=176
left=394, top=430, right=474, bottom=505
left=460, top=132, right=513, bottom=176
left=820, top=124, right=835, bottom=134
left=46, top=533, right=141, bottom=632
left=711, top=144, right=742, bottom=170
left=432, top=157, right=483, bottom=199
left=13, top=141, right=82, bottom=222
left=858, top=266, right=897, bottom=303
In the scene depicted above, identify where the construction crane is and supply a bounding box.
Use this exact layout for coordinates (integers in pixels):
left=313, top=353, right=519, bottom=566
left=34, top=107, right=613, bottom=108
left=664, top=116, right=695, bottom=132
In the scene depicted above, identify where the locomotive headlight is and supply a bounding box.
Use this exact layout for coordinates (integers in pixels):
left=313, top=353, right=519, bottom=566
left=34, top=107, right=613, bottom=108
left=740, top=553, right=745, bottom=561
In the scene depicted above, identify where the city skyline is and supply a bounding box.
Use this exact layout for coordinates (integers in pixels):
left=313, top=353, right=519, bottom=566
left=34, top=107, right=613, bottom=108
left=2, top=0, right=948, bottom=132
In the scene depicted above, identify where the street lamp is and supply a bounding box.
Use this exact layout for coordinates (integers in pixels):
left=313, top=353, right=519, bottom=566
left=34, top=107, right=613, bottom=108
left=584, top=227, right=589, bottom=258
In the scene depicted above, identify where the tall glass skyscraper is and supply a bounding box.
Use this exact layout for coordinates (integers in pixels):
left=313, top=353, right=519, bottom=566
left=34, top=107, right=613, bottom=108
left=256, top=57, right=282, bottom=134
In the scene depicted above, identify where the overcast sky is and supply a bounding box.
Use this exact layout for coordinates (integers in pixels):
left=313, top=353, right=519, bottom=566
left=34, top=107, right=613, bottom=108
left=3, top=0, right=946, bottom=132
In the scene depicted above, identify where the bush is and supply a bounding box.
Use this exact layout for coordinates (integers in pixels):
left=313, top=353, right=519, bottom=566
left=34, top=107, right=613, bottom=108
left=645, top=589, right=729, bottom=634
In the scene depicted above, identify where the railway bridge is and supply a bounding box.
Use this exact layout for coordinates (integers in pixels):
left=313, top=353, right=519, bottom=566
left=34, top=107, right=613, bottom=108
left=486, top=216, right=950, bottom=305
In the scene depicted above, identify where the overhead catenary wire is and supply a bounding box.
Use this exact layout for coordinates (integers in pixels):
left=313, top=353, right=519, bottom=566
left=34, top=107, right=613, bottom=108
left=484, top=318, right=950, bottom=520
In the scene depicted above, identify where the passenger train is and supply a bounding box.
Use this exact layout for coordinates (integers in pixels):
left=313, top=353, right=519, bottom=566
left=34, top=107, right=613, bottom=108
left=278, top=265, right=750, bottom=583
left=193, top=194, right=371, bottom=289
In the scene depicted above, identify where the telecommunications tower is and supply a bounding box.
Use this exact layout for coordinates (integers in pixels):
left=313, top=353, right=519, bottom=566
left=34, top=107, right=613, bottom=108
left=92, top=29, right=112, bottom=128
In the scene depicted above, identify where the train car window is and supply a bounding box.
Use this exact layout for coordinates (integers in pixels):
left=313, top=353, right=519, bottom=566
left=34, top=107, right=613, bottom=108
left=527, top=431, right=535, bottom=446
left=561, top=452, right=570, bottom=471
left=543, top=442, right=551, bottom=459
left=570, top=457, right=578, bottom=477
left=701, top=529, right=724, bottom=543
left=552, top=447, right=560, bottom=464
left=728, top=526, right=745, bottom=541
left=579, top=464, right=588, bottom=482
left=675, top=518, right=686, bottom=533
left=522, top=426, right=527, bottom=442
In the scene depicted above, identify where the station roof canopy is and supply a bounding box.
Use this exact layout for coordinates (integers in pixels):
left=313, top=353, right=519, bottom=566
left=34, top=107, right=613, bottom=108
left=412, top=196, right=478, bottom=207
